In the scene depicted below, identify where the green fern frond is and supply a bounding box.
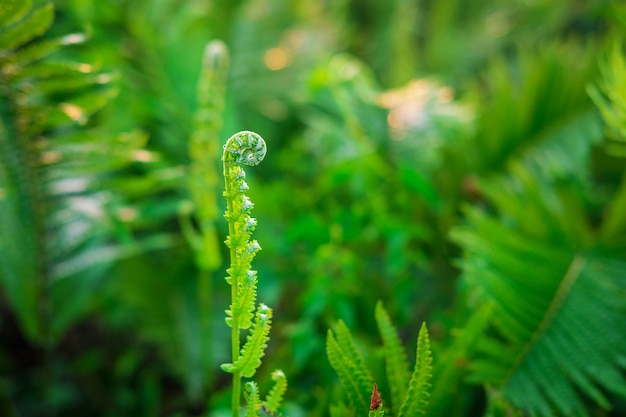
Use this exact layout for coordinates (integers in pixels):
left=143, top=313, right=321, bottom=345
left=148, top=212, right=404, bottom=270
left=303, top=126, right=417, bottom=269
left=453, top=198, right=626, bottom=416
left=0, top=0, right=32, bottom=27
left=374, top=301, right=409, bottom=416
left=187, top=40, right=229, bottom=271
left=222, top=304, right=272, bottom=378
left=0, top=0, right=121, bottom=342
left=327, top=321, right=375, bottom=414
left=0, top=2, right=53, bottom=51
left=397, top=322, right=432, bottom=417
left=244, top=381, right=261, bottom=417
left=263, top=369, right=288, bottom=413
left=588, top=42, right=626, bottom=155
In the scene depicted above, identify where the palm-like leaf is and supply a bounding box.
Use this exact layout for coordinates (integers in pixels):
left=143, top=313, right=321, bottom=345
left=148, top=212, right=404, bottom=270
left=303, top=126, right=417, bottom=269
left=0, top=1, right=149, bottom=342
left=452, top=172, right=626, bottom=416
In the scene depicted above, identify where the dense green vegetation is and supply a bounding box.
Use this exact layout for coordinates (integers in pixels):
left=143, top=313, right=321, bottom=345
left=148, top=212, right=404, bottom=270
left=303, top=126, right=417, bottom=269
left=1, top=0, right=626, bottom=416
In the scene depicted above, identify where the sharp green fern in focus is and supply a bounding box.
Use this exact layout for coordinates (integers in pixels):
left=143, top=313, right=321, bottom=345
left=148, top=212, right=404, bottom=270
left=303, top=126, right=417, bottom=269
left=327, top=302, right=432, bottom=417
left=220, top=130, right=287, bottom=417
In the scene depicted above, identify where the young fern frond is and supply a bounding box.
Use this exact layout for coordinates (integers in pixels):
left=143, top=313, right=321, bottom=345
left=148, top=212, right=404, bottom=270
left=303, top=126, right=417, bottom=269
left=264, top=369, right=288, bottom=413
left=186, top=40, right=229, bottom=270
left=244, top=381, right=261, bottom=417
left=375, top=301, right=409, bottom=415
left=326, top=321, right=375, bottom=414
left=397, top=323, right=433, bottom=417
left=222, top=131, right=287, bottom=417
left=221, top=303, right=272, bottom=378
left=222, top=131, right=266, bottom=331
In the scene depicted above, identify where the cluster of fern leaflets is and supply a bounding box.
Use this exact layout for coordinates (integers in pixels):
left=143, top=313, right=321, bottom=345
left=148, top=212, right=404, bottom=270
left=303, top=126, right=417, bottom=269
left=0, top=0, right=143, bottom=343
left=220, top=130, right=287, bottom=416
left=452, top=170, right=626, bottom=416
left=327, top=301, right=432, bottom=417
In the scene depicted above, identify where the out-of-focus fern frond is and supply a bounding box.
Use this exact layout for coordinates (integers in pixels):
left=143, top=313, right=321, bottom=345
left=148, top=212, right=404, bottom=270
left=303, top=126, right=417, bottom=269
left=0, top=1, right=147, bottom=342
left=588, top=42, right=626, bottom=156
left=452, top=163, right=626, bottom=416
left=468, top=45, right=597, bottom=175
left=244, top=381, right=261, bottom=417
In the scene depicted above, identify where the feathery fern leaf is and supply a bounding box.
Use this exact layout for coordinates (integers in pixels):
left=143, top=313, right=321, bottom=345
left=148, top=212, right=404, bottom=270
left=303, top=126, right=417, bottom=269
left=327, top=321, right=375, bottom=414
left=186, top=40, right=229, bottom=270
left=263, top=369, right=288, bottom=414
left=397, top=322, right=432, bottom=417
left=0, top=0, right=124, bottom=342
left=0, top=1, right=152, bottom=340
left=452, top=168, right=626, bottom=416
left=374, top=301, right=409, bottom=416
left=221, top=303, right=272, bottom=378
left=244, top=381, right=261, bottom=417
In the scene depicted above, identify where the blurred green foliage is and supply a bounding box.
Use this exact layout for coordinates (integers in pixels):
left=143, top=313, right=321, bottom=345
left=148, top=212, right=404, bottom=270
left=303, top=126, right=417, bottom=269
left=1, top=0, right=626, bottom=416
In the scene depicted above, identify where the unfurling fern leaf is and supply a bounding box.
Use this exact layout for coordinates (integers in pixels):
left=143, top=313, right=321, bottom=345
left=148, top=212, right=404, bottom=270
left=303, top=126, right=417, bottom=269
left=264, top=369, right=288, bottom=413
left=327, top=321, right=375, bottom=414
left=244, top=381, right=261, bottom=417
left=221, top=131, right=288, bottom=416
left=397, top=322, right=432, bottom=417
left=222, top=131, right=266, bottom=330
left=375, top=301, right=409, bottom=416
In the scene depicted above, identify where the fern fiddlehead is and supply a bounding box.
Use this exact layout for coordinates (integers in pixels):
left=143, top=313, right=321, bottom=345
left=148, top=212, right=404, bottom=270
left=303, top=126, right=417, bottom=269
left=221, top=131, right=287, bottom=417
left=222, top=131, right=266, bottom=332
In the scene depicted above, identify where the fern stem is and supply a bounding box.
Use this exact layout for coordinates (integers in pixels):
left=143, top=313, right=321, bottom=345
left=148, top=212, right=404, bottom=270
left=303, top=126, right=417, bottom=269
left=224, top=161, right=242, bottom=417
